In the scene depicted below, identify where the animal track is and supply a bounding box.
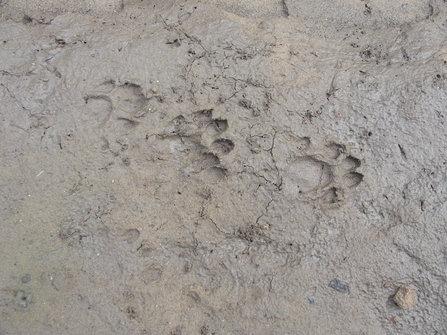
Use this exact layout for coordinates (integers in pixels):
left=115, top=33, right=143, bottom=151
left=81, top=95, right=113, bottom=128
left=113, top=83, right=147, bottom=114
left=167, top=109, right=232, bottom=150
left=211, top=139, right=235, bottom=154
left=81, top=81, right=361, bottom=203
left=160, top=108, right=234, bottom=182
left=276, top=135, right=363, bottom=205
left=82, top=80, right=149, bottom=129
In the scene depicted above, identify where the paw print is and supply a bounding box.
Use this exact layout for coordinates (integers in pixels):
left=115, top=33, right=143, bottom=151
left=278, top=137, right=363, bottom=205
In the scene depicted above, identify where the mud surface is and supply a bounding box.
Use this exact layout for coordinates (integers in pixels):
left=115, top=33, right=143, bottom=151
left=1, top=1, right=447, bottom=334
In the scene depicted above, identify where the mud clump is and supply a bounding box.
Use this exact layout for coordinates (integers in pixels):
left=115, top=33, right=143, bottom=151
left=394, top=285, right=418, bottom=309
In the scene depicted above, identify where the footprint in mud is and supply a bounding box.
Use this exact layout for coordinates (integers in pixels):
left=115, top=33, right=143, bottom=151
left=160, top=108, right=234, bottom=182
left=168, top=109, right=231, bottom=144
left=170, top=109, right=213, bottom=137
left=278, top=138, right=363, bottom=205
left=81, top=95, right=113, bottom=128
left=82, top=80, right=149, bottom=130
left=122, top=228, right=140, bottom=244
left=113, top=83, right=147, bottom=115
left=14, top=291, right=32, bottom=311
left=211, top=138, right=235, bottom=154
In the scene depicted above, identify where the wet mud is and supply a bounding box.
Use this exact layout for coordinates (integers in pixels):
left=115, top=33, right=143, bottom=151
left=1, top=0, right=447, bottom=334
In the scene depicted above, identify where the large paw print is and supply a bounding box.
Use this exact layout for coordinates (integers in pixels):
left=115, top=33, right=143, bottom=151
left=158, top=108, right=235, bottom=183
left=82, top=80, right=149, bottom=130
left=277, top=136, right=364, bottom=205
left=165, top=109, right=235, bottom=156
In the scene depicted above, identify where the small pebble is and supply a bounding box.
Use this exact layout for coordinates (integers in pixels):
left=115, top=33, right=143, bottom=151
left=394, top=285, right=417, bottom=309
left=329, top=279, right=349, bottom=293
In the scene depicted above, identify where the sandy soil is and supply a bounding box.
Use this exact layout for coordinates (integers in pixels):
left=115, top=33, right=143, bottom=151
left=1, top=0, right=447, bottom=334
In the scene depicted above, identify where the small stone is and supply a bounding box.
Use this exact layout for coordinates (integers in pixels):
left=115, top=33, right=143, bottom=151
left=329, top=279, right=349, bottom=293
left=394, top=285, right=417, bottom=309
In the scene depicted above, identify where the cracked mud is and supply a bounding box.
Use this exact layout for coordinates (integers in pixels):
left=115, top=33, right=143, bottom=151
left=1, top=0, right=447, bottom=334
